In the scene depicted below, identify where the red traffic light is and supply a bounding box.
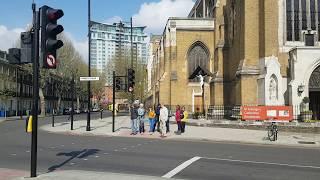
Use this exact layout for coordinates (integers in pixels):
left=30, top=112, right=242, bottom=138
left=47, top=8, right=64, bottom=21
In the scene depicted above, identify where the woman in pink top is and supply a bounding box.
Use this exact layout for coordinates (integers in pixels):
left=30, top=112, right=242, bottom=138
left=175, top=105, right=182, bottom=134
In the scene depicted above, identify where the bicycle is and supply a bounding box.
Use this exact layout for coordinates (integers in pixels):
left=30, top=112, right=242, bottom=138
left=267, top=122, right=278, bottom=141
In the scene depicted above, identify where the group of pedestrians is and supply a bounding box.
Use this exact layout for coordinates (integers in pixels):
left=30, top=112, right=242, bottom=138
left=130, top=103, right=188, bottom=137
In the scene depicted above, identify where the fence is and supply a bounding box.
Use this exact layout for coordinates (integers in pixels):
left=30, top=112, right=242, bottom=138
left=161, top=104, right=320, bottom=121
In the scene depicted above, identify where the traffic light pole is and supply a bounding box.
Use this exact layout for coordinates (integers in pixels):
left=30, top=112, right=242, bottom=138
left=130, top=17, right=134, bottom=104
left=71, top=76, right=74, bottom=130
left=31, top=3, right=39, bottom=178
left=86, top=0, right=91, bottom=131
left=112, top=71, right=115, bottom=132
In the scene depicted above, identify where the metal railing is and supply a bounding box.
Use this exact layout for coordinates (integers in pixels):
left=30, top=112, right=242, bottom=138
left=160, top=104, right=320, bottom=121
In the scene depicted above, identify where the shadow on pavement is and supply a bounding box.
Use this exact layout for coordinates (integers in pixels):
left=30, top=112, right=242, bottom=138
left=115, top=127, right=131, bottom=132
left=47, top=149, right=100, bottom=172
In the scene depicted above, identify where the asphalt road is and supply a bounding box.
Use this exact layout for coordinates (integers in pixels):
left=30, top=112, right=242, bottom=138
left=1, top=112, right=320, bottom=180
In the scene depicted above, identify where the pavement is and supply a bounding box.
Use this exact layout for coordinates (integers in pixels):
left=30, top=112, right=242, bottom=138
left=13, top=170, right=182, bottom=180
left=40, top=116, right=320, bottom=148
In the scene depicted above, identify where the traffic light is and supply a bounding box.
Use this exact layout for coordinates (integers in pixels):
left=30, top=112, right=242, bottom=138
left=20, top=32, right=33, bottom=63
left=8, top=32, right=33, bottom=64
left=8, top=48, right=21, bottom=64
left=115, top=77, right=122, bottom=91
left=127, top=68, right=135, bottom=92
left=40, top=5, right=64, bottom=69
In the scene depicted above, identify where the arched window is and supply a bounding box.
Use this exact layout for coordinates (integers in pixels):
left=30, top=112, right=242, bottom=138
left=188, top=43, right=209, bottom=82
left=309, top=66, right=320, bottom=89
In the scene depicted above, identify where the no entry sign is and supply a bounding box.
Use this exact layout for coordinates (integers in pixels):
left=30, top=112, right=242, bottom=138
left=46, top=54, right=56, bottom=68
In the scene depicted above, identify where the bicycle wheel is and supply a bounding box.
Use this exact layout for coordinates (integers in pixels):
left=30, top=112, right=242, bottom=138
left=268, top=129, right=275, bottom=141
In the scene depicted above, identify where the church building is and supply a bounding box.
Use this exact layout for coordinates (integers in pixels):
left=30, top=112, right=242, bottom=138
left=147, top=0, right=320, bottom=119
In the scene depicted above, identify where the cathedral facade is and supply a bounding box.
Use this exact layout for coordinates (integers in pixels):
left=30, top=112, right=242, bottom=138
left=148, top=0, right=320, bottom=118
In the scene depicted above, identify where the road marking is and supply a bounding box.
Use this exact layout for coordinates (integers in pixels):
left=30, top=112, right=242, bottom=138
left=162, top=156, right=201, bottom=178
left=122, top=148, right=127, bottom=150
left=201, top=156, right=320, bottom=169
left=11, top=154, right=17, bottom=156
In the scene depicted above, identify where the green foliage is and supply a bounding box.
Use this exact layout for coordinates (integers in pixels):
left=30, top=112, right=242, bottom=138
left=108, top=53, right=147, bottom=102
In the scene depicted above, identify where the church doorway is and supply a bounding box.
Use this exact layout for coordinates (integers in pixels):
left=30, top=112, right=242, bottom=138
left=194, top=95, right=203, bottom=112
left=309, top=66, right=320, bottom=120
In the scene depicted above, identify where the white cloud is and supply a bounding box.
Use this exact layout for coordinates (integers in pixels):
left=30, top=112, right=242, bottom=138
left=0, top=25, right=25, bottom=51
left=64, top=31, right=88, bottom=63
left=104, top=16, right=122, bottom=24
left=133, top=0, right=195, bottom=34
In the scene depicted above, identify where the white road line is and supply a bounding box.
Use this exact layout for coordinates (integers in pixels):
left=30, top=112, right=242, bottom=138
left=201, top=156, right=320, bottom=169
left=162, top=156, right=201, bottom=178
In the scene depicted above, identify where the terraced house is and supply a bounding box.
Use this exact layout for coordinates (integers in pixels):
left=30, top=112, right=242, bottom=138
left=0, top=50, right=86, bottom=117
left=147, top=0, right=320, bottom=120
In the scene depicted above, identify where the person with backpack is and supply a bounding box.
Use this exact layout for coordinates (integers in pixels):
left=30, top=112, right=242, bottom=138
left=148, top=107, right=156, bottom=134
left=138, top=103, right=146, bottom=134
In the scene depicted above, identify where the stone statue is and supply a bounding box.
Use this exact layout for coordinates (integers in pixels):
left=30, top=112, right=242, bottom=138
left=197, top=74, right=204, bottom=91
left=269, top=78, right=277, bottom=101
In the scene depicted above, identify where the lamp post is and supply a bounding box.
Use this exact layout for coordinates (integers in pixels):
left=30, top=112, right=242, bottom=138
left=87, top=0, right=91, bottom=131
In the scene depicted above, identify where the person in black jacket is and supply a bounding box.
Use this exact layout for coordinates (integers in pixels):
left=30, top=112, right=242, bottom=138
left=130, top=104, right=139, bottom=135
left=153, top=104, right=161, bottom=132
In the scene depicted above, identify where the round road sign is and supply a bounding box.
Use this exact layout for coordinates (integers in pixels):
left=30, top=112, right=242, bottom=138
left=46, top=54, right=56, bottom=67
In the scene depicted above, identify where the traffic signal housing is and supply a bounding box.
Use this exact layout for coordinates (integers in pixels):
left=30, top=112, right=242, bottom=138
left=127, top=68, right=135, bottom=92
left=115, top=77, right=122, bottom=91
left=40, top=5, right=64, bottom=69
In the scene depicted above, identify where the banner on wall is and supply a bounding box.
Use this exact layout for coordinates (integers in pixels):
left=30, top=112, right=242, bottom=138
left=241, top=106, right=293, bottom=121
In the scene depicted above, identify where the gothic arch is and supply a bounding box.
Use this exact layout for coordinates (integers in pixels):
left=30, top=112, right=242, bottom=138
left=187, top=41, right=210, bottom=82
left=309, top=66, right=320, bottom=90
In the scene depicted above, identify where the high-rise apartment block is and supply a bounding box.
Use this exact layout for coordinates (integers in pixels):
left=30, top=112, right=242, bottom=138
left=90, top=21, right=148, bottom=85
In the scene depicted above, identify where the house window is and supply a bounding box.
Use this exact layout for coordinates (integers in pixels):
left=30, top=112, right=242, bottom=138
left=286, top=0, right=320, bottom=41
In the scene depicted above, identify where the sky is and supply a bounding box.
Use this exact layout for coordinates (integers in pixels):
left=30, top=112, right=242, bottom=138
left=0, top=0, right=195, bottom=61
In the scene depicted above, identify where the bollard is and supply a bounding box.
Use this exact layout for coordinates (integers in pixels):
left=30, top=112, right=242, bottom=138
left=100, top=109, right=103, bottom=119
left=52, top=109, right=55, bottom=127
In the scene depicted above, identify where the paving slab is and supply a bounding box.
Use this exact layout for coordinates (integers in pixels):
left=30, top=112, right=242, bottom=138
left=13, top=170, right=183, bottom=180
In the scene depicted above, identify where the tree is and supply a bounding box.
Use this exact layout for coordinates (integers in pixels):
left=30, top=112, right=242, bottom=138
left=108, top=54, right=147, bottom=103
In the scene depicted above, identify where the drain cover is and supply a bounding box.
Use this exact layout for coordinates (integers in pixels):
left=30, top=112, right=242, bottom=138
left=298, top=141, right=316, bottom=144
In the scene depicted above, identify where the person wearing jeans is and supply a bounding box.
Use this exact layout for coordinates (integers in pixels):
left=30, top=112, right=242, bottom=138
left=138, top=103, right=146, bottom=134
left=130, top=104, right=138, bottom=135
left=148, top=107, right=156, bottom=134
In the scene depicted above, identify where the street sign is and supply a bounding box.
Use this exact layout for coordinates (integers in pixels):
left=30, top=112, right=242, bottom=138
left=46, top=54, right=56, bottom=68
left=80, top=77, right=100, bottom=81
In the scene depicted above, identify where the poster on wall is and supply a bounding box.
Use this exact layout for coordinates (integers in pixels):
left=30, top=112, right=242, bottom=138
left=241, top=106, right=293, bottom=121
